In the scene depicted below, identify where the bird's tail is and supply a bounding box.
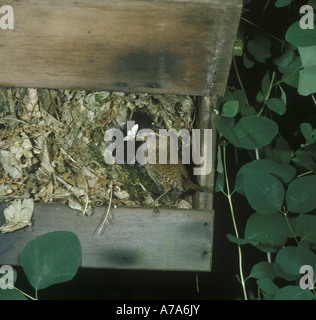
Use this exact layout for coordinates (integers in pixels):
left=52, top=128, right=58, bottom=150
left=183, top=180, right=204, bottom=192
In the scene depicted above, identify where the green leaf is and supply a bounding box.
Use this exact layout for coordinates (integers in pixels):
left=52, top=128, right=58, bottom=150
left=243, top=53, right=255, bottom=69
left=257, top=278, right=279, bottom=297
left=279, top=55, right=302, bottom=88
left=249, top=262, right=276, bottom=280
left=216, top=117, right=239, bottom=147
left=216, top=144, right=223, bottom=174
left=274, top=263, right=300, bottom=281
left=260, top=135, right=292, bottom=164
left=215, top=171, right=224, bottom=193
left=300, top=122, right=313, bottom=141
left=222, top=100, right=239, bottom=117
left=274, top=286, right=315, bottom=300
left=310, top=130, right=316, bottom=144
left=296, top=213, right=316, bottom=244
left=293, top=150, right=316, bottom=172
left=0, top=288, right=28, bottom=300
left=286, top=22, right=316, bottom=47
left=286, top=175, right=316, bottom=213
left=275, top=0, right=293, bottom=7
left=232, top=89, right=247, bottom=112
left=233, top=116, right=279, bottom=149
left=256, top=90, right=264, bottom=103
left=273, top=46, right=295, bottom=67
left=248, top=33, right=272, bottom=63
left=266, top=98, right=286, bottom=115
left=261, top=71, right=271, bottom=100
left=226, top=233, right=258, bottom=246
left=298, top=46, right=316, bottom=96
left=217, top=116, right=279, bottom=150
left=275, top=246, right=316, bottom=276
left=279, top=85, right=287, bottom=104
left=244, top=171, right=285, bottom=214
left=20, top=231, right=81, bottom=291
left=244, top=213, right=290, bottom=252
left=235, top=159, right=295, bottom=194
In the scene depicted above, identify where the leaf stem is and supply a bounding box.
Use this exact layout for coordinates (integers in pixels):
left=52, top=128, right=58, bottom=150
left=297, top=170, right=313, bottom=178
left=223, top=143, right=248, bottom=300
left=0, top=277, right=37, bottom=300
left=240, top=17, right=283, bottom=43
left=282, top=207, right=300, bottom=246
left=233, top=57, right=250, bottom=106
left=257, top=71, right=275, bottom=117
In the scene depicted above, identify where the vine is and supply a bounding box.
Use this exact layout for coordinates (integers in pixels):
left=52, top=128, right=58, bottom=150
left=216, top=0, right=316, bottom=299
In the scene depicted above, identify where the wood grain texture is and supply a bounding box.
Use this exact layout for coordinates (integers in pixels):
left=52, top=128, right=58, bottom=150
left=193, top=95, right=217, bottom=210
left=0, top=204, right=214, bottom=271
left=0, top=0, right=242, bottom=96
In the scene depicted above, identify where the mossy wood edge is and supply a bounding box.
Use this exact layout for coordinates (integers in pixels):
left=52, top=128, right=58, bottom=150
left=0, top=204, right=214, bottom=271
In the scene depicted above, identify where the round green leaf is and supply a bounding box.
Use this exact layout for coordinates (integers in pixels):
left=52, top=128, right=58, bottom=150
left=300, top=122, right=313, bottom=141
left=275, top=246, right=316, bottom=276
left=20, top=231, right=81, bottom=291
left=226, top=233, right=258, bottom=246
left=260, top=135, right=292, bottom=164
left=244, top=213, right=290, bottom=252
left=261, top=71, right=271, bottom=100
left=273, top=46, right=295, bottom=67
left=249, top=262, right=276, bottom=280
left=244, top=172, right=285, bottom=214
left=296, top=213, right=316, bottom=244
left=232, top=89, right=247, bottom=112
left=235, top=159, right=296, bottom=194
left=216, top=117, right=240, bottom=148
left=0, top=288, right=28, bottom=300
left=286, top=175, right=316, bottom=213
left=247, top=33, right=272, bottom=63
left=297, top=46, right=316, bottom=96
left=286, top=21, right=316, bottom=47
left=257, top=278, right=279, bottom=296
left=233, top=116, right=278, bottom=149
left=274, top=286, right=315, bottom=300
left=243, top=53, right=255, bottom=69
left=275, top=0, right=293, bottom=7
left=256, top=91, right=264, bottom=103
left=274, top=263, right=300, bottom=281
left=222, top=100, right=239, bottom=117
left=266, top=98, right=286, bottom=115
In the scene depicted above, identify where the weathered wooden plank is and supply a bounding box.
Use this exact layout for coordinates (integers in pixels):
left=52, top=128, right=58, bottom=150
left=0, top=0, right=242, bottom=96
left=193, top=96, right=217, bottom=210
left=0, top=204, right=214, bottom=271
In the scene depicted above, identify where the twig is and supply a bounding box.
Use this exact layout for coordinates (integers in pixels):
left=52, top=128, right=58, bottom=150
left=233, top=57, right=250, bottom=107
left=95, top=183, right=113, bottom=235
left=240, top=17, right=283, bottom=44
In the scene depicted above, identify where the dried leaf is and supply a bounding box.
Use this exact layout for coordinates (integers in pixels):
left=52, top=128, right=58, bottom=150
left=0, top=198, right=34, bottom=233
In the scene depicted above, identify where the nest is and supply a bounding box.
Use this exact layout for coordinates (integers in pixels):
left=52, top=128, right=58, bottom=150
left=0, top=87, right=198, bottom=222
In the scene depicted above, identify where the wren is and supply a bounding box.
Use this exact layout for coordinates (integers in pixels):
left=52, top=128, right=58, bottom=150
left=140, top=131, right=204, bottom=206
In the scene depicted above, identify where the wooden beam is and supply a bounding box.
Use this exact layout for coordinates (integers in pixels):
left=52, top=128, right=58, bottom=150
left=0, top=0, right=242, bottom=96
left=0, top=204, right=214, bottom=271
